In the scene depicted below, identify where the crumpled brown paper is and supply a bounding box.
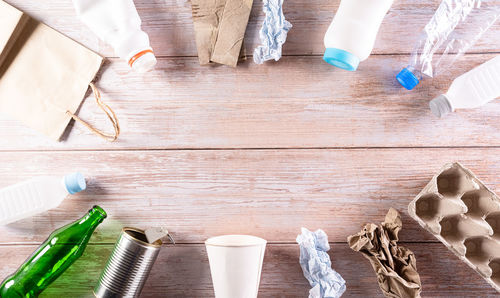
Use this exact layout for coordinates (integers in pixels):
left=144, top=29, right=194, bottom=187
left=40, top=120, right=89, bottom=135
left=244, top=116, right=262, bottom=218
left=347, top=208, right=422, bottom=298
left=191, top=0, right=253, bottom=67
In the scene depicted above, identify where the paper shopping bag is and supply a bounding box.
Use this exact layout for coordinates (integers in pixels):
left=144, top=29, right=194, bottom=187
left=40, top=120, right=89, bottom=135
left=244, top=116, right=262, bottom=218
left=0, top=0, right=119, bottom=141
left=0, top=1, right=27, bottom=67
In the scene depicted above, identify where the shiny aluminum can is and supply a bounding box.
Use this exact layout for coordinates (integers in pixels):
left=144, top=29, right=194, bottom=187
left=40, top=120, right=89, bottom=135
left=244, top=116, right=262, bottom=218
left=94, top=227, right=162, bottom=298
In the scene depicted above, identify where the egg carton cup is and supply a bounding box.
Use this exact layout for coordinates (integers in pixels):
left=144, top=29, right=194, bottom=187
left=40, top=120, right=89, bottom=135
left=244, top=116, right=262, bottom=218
left=409, top=162, right=500, bottom=292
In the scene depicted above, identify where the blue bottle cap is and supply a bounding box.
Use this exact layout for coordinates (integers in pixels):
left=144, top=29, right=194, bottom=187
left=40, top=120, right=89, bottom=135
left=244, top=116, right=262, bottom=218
left=323, top=48, right=360, bottom=71
left=64, top=172, right=86, bottom=194
left=396, top=67, right=420, bottom=90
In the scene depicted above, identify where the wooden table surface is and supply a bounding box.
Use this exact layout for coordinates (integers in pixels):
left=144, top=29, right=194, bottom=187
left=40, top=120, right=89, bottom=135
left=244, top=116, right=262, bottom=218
left=2, top=0, right=500, bottom=297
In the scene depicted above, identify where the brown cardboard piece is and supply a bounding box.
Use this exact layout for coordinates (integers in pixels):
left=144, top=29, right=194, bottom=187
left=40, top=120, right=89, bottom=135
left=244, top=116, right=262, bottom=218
left=191, top=0, right=252, bottom=67
left=348, top=208, right=422, bottom=298
left=191, top=0, right=225, bottom=65
left=0, top=1, right=117, bottom=141
left=409, top=162, right=500, bottom=293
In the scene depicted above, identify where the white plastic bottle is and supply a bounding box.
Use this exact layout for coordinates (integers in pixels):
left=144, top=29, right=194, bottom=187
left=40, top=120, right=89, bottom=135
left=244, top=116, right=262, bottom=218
left=429, top=56, right=500, bottom=117
left=72, top=0, right=157, bottom=72
left=323, top=0, right=394, bottom=71
left=0, top=173, right=86, bottom=225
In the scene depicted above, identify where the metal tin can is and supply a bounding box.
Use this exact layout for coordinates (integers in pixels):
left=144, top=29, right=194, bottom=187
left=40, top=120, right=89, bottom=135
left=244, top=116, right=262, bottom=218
left=94, top=227, right=162, bottom=298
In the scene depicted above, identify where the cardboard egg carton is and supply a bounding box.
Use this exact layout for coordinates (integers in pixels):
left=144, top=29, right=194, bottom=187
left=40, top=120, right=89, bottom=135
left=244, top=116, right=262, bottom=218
left=408, top=162, right=500, bottom=292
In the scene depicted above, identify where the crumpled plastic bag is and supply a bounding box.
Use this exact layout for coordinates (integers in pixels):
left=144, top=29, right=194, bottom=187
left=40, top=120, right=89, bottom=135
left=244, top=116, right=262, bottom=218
left=347, top=208, right=422, bottom=298
left=296, top=228, right=346, bottom=298
left=253, top=0, right=292, bottom=64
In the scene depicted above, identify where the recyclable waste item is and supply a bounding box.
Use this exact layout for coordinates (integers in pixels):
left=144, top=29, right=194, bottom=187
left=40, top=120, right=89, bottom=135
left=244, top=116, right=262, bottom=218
left=205, top=235, right=267, bottom=298
left=348, top=208, right=422, bottom=298
left=396, top=0, right=500, bottom=90
left=296, top=228, right=346, bottom=298
left=430, top=55, right=500, bottom=117
left=191, top=0, right=254, bottom=67
left=0, top=0, right=119, bottom=142
left=409, top=162, right=500, bottom=292
left=0, top=0, right=27, bottom=68
left=72, top=0, right=157, bottom=73
left=323, top=0, right=394, bottom=71
left=145, top=226, right=175, bottom=244
left=253, top=0, right=292, bottom=64
left=190, top=0, right=225, bottom=65
left=0, top=206, right=107, bottom=297
left=94, top=227, right=174, bottom=298
left=0, top=172, right=86, bottom=225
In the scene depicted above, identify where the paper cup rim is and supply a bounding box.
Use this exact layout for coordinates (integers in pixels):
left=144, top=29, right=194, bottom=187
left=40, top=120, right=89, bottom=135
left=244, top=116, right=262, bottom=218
left=205, top=235, right=267, bottom=247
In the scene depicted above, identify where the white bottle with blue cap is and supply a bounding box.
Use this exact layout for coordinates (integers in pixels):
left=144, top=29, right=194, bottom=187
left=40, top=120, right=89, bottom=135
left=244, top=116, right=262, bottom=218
left=0, top=173, right=86, bottom=225
left=323, top=0, right=394, bottom=71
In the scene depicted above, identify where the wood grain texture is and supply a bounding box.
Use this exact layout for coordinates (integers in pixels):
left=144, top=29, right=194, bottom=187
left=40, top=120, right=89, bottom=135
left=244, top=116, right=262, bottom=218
left=4, top=0, right=500, bottom=57
left=2, top=0, right=500, bottom=296
left=1, top=54, right=500, bottom=150
left=1, top=243, right=498, bottom=297
left=1, top=149, right=500, bottom=244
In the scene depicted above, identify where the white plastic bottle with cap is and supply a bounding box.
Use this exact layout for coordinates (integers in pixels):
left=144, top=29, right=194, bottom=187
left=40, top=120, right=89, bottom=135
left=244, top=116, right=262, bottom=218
left=323, top=0, right=394, bottom=71
left=0, top=173, right=86, bottom=225
left=72, top=0, right=157, bottom=72
left=430, top=55, right=500, bottom=117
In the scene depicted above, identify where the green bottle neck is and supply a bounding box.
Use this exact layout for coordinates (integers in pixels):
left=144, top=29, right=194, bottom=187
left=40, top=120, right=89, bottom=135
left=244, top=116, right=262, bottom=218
left=60, top=205, right=107, bottom=243
left=68, top=205, right=107, bottom=244
left=82, top=205, right=107, bottom=226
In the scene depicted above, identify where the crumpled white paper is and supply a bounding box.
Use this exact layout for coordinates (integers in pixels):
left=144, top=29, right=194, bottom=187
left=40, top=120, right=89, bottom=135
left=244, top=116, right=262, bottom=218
left=296, top=228, right=346, bottom=298
left=253, top=0, right=292, bottom=64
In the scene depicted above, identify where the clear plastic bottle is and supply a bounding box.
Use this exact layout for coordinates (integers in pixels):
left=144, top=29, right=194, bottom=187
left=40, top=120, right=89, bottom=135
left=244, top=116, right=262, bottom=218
left=72, top=0, right=157, bottom=72
left=396, top=0, right=500, bottom=90
left=0, top=173, right=86, bottom=225
left=430, top=55, right=500, bottom=117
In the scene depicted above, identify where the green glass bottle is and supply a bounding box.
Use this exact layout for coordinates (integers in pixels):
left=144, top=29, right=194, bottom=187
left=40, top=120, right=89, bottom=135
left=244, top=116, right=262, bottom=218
left=0, top=205, right=107, bottom=297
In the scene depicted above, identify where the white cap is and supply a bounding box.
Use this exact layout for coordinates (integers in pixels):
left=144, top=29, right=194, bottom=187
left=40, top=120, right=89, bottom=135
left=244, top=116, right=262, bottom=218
left=115, top=29, right=157, bottom=73
left=429, top=95, right=453, bottom=118
left=129, top=51, right=157, bottom=73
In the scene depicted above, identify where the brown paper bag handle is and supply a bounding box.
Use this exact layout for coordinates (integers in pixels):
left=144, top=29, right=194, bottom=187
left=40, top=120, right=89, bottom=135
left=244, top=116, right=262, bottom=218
left=66, top=83, right=120, bottom=142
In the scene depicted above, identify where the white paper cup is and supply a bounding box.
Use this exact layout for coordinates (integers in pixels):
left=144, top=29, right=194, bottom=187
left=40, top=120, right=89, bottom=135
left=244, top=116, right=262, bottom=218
left=205, top=235, right=267, bottom=298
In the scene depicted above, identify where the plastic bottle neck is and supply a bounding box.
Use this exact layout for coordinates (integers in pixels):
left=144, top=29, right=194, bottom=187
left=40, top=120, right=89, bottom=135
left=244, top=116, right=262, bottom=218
left=128, top=49, right=157, bottom=72
left=396, top=66, right=422, bottom=90
left=429, top=94, right=453, bottom=117
left=62, top=173, right=86, bottom=195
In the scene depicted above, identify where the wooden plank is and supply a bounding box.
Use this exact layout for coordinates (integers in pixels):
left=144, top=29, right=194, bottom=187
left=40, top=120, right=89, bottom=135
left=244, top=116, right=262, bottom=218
left=0, top=243, right=498, bottom=297
left=2, top=0, right=498, bottom=296
left=1, top=149, right=500, bottom=243
left=1, top=54, right=500, bottom=150
left=4, top=0, right=500, bottom=58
